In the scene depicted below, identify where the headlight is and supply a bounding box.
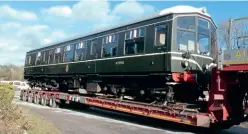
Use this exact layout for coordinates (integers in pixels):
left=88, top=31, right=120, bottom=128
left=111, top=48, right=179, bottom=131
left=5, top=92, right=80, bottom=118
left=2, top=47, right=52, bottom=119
left=181, top=60, right=189, bottom=68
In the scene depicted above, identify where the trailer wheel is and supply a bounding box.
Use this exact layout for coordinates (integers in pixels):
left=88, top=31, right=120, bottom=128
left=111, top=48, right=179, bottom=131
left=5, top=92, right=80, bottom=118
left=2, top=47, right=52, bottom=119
left=22, top=93, right=27, bottom=102
left=34, top=94, right=39, bottom=104
left=28, top=93, right=33, bottom=103
left=49, top=95, right=58, bottom=108
left=41, top=94, right=47, bottom=106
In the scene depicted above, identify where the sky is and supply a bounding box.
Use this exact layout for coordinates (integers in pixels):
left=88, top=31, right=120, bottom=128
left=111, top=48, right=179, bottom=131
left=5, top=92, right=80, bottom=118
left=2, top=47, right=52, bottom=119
left=0, top=0, right=248, bottom=66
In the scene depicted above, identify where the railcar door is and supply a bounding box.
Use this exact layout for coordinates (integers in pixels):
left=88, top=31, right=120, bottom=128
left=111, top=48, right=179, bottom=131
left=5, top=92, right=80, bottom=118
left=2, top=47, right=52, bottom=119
left=152, top=23, right=169, bottom=72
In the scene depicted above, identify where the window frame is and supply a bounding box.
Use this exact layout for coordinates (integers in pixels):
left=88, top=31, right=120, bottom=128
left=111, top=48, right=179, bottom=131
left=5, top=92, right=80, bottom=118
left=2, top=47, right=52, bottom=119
left=25, top=55, right=31, bottom=66
left=101, top=33, right=119, bottom=58
left=175, top=15, right=214, bottom=55
left=154, top=24, right=168, bottom=47
left=198, top=18, right=209, bottom=30
left=124, top=26, right=146, bottom=55
left=176, top=16, right=196, bottom=52
left=48, top=49, right=54, bottom=64
left=210, top=23, right=217, bottom=56
left=54, top=47, right=62, bottom=63
left=90, top=38, right=98, bottom=56
left=42, top=51, right=47, bottom=64
left=63, top=43, right=75, bottom=62
left=35, top=52, right=41, bottom=65
left=177, top=16, right=196, bottom=31
left=197, top=17, right=211, bottom=55
left=75, top=41, right=87, bottom=61
left=177, top=30, right=196, bottom=52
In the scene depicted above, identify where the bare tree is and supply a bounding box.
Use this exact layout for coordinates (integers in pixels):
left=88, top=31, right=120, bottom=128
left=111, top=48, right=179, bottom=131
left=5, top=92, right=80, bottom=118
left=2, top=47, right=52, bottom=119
left=0, top=64, right=24, bottom=81
left=218, top=20, right=248, bottom=49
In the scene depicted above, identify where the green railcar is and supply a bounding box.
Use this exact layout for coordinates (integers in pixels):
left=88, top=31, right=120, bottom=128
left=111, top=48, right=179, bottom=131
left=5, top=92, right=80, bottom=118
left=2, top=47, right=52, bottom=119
left=24, top=6, right=217, bottom=105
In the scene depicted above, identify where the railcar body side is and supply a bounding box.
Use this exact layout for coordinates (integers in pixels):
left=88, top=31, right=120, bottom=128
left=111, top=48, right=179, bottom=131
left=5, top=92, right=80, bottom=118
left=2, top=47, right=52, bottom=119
left=24, top=15, right=173, bottom=74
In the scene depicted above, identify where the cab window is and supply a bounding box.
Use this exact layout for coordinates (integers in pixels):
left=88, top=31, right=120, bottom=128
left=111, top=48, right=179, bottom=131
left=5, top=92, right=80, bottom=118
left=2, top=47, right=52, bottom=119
left=176, top=16, right=196, bottom=52
left=197, top=18, right=210, bottom=55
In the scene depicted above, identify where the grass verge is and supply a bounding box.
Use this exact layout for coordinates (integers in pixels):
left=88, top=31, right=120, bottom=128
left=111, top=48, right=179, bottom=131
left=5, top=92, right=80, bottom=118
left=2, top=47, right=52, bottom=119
left=0, top=83, right=59, bottom=134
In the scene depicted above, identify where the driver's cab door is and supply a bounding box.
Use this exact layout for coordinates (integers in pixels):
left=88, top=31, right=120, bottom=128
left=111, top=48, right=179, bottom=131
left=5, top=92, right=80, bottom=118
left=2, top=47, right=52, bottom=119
left=152, top=23, right=169, bottom=72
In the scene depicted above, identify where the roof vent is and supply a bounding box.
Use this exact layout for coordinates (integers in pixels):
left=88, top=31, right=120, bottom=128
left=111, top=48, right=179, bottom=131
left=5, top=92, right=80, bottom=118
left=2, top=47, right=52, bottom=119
left=201, top=7, right=207, bottom=13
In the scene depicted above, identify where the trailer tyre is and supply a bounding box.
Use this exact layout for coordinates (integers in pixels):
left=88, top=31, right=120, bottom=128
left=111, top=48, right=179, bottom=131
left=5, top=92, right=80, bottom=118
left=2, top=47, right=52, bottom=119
left=21, top=93, right=27, bottom=102
left=28, top=93, right=33, bottom=103
left=34, top=94, right=39, bottom=104
left=49, top=95, right=58, bottom=108
left=41, top=94, right=47, bottom=106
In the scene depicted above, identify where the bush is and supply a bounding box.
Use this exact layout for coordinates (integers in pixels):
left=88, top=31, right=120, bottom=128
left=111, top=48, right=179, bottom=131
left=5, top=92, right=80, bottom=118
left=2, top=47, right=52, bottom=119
left=0, top=104, right=31, bottom=134
left=0, top=84, right=59, bottom=134
left=0, top=83, right=14, bottom=108
left=0, top=83, right=29, bottom=133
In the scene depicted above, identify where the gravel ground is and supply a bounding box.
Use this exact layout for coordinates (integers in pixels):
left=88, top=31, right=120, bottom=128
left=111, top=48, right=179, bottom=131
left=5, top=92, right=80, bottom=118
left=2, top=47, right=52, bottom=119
left=13, top=98, right=248, bottom=134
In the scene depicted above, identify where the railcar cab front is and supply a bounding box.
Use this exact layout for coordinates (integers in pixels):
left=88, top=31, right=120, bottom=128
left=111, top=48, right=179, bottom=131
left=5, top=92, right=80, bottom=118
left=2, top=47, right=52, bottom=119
left=159, top=7, right=217, bottom=105
left=168, top=8, right=217, bottom=84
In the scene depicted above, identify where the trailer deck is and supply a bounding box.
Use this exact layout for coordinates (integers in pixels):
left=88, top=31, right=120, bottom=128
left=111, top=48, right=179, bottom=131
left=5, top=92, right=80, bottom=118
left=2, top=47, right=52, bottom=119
left=20, top=89, right=213, bottom=128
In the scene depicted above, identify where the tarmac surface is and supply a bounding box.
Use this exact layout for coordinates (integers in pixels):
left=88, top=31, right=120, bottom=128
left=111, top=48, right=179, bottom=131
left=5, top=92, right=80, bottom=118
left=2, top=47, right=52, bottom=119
left=13, top=97, right=248, bottom=134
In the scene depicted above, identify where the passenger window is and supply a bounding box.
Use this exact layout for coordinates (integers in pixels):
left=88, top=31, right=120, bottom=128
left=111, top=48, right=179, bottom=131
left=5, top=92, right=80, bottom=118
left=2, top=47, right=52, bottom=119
left=102, top=45, right=117, bottom=57
left=48, top=49, right=54, bottom=64
left=42, top=51, right=47, bottom=64
left=133, top=29, right=137, bottom=38
left=63, top=44, right=74, bottom=62
left=91, top=39, right=97, bottom=56
left=155, top=25, right=167, bottom=46
left=102, top=34, right=118, bottom=58
left=112, top=34, right=118, bottom=42
left=54, top=47, right=62, bottom=63
left=124, top=27, right=145, bottom=55
left=75, top=41, right=87, bottom=61
left=139, top=27, right=145, bottom=37
left=106, top=36, right=109, bottom=44
left=25, top=56, right=31, bottom=66
left=35, top=52, right=41, bottom=65
left=109, top=35, right=112, bottom=43
left=29, top=56, right=31, bottom=65
left=125, top=31, right=132, bottom=40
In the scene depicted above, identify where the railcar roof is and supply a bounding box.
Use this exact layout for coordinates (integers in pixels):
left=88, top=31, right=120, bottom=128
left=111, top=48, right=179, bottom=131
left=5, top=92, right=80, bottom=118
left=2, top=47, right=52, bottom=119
left=27, top=5, right=213, bottom=53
